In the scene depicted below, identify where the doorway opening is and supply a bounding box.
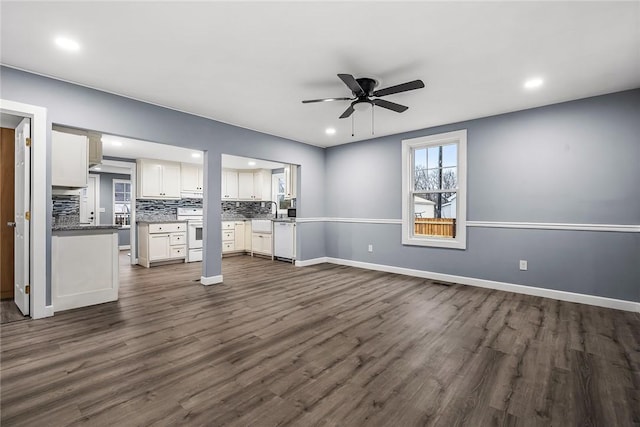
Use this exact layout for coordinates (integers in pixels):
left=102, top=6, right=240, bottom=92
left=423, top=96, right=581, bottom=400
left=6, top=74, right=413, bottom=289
left=1, top=112, right=30, bottom=323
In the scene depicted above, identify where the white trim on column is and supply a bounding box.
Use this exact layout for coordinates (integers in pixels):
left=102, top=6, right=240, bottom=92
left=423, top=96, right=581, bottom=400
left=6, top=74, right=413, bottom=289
left=201, top=275, right=223, bottom=286
left=294, top=256, right=639, bottom=313
left=295, top=217, right=639, bottom=233
left=0, top=99, right=49, bottom=319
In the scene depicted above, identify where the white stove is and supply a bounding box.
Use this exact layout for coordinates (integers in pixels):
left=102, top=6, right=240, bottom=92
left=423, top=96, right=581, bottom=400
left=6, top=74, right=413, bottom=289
left=177, top=208, right=203, bottom=262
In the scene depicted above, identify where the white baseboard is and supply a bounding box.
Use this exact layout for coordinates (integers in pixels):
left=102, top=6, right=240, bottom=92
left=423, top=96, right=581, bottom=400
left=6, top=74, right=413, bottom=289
left=295, top=257, right=329, bottom=267
left=201, top=275, right=223, bottom=286
left=44, top=305, right=54, bottom=318
left=294, top=256, right=639, bottom=313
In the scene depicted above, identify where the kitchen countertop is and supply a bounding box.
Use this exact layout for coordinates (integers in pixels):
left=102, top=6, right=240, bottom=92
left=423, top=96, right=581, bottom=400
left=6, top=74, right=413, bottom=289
left=52, top=224, right=122, bottom=231
left=272, top=218, right=296, bottom=223
left=137, top=219, right=187, bottom=224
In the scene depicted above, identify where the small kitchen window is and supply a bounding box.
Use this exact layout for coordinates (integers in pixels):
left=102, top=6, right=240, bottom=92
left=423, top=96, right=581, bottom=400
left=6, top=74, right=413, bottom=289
left=113, top=179, right=131, bottom=227
left=402, top=130, right=467, bottom=249
left=272, top=173, right=290, bottom=215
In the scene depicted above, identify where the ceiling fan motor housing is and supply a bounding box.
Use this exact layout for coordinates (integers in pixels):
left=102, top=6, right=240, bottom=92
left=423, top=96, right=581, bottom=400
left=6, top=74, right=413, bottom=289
left=355, top=78, right=378, bottom=97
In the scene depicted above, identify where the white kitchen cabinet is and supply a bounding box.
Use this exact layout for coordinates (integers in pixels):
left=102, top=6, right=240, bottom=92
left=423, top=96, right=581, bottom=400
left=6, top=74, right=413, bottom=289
left=88, top=131, right=103, bottom=167
left=52, top=130, right=88, bottom=188
left=137, top=159, right=182, bottom=199
left=285, top=164, right=297, bottom=199
left=221, top=169, right=239, bottom=199
left=138, top=222, right=187, bottom=267
left=245, top=221, right=252, bottom=250
left=238, top=172, right=254, bottom=200
left=181, top=163, right=204, bottom=197
left=234, top=222, right=245, bottom=250
left=254, top=169, right=272, bottom=200
left=236, top=169, right=272, bottom=200
left=251, top=233, right=272, bottom=256
left=52, top=229, right=118, bottom=312
left=222, top=221, right=235, bottom=253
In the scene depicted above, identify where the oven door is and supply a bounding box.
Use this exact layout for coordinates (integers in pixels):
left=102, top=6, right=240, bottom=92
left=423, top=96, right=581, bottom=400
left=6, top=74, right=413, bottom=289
left=188, top=221, right=203, bottom=249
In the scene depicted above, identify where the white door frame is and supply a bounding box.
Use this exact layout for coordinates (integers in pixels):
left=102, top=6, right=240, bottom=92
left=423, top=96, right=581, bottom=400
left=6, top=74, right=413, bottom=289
left=101, top=159, right=137, bottom=264
left=1, top=99, right=50, bottom=319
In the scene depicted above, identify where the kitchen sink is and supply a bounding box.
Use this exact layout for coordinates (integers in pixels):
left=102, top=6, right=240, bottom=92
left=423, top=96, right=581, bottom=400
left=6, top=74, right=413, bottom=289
left=251, top=219, right=272, bottom=233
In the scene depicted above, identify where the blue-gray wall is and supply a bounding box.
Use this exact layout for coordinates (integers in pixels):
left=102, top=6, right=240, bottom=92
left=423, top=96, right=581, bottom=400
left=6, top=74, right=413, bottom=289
left=324, top=89, right=640, bottom=302
left=1, top=66, right=327, bottom=304
left=95, top=172, right=131, bottom=246
left=2, top=65, right=638, bottom=305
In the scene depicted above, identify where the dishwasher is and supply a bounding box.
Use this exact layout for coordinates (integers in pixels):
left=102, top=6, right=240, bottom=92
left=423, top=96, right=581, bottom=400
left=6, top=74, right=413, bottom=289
left=273, top=221, right=296, bottom=262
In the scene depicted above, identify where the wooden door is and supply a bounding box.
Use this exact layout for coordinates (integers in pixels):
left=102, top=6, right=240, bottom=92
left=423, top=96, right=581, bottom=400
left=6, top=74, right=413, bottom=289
left=0, top=127, right=15, bottom=299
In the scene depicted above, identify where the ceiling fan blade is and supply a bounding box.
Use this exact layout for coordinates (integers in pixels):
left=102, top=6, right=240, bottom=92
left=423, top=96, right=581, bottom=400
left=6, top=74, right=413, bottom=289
left=339, top=104, right=355, bottom=119
left=373, top=99, right=409, bottom=113
left=338, top=74, right=366, bottom=97
left=302, top=97, right=352, bottom=104
left=373, top=80, right=425, bottom=97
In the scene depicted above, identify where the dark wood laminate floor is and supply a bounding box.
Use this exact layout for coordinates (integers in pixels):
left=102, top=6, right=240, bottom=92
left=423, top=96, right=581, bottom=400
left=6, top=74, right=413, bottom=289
left=0, top=300, right=28, bottom=325
left=1, top=255, right=639, bottom=426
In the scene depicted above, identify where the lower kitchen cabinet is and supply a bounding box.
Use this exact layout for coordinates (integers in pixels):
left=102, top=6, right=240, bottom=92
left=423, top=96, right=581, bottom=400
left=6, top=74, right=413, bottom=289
left=52, top=228, right=119, bottom=312
left=251, top=232, right=272, bottom=257
left=222, top=220, right=249, bottom=254
left=138, top=222, right=187, bottom=267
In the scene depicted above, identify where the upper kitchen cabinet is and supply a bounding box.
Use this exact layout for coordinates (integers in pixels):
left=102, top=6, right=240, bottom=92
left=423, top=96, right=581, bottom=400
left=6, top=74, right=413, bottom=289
left=137, top=159, right=181, bottom=199
left=87, top=131, right=103, bottom=167
left=181, top=163, right=204, bottom=198
left=284, top=164, right=297, bottom=199
left=221, top=169, right=239, bottom=199
left=52, top=130, right=88, bottom=188
left=229, top=169, right=271, bottom=201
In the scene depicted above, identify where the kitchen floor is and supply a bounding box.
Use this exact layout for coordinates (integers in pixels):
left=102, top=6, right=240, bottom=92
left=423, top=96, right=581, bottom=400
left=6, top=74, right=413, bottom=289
left=1, top=255, right=639, bottom=425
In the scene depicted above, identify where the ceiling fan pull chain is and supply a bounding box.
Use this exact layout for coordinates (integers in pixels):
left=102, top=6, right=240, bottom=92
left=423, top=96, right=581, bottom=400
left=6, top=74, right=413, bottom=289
left=372, top=103, right=375, bottom=135
left=352, top=114, right=355, bottom=137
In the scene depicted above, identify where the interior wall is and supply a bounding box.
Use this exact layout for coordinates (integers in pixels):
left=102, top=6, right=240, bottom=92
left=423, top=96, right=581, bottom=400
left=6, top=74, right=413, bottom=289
left=1, top=66, right=327, bottom=303
left=324, top=89, right=640, bottom=302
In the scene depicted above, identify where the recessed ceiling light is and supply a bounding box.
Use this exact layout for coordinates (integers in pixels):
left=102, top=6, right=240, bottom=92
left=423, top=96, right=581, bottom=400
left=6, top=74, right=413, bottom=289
left=93, top=167, right=101, bottom=171
left=524, top=77, right=544, bottom=90
left=191, top=152, right=201, bottom=158
left=248, top=161, right=257, bottom=166
left=55, top=37, right=80, bottom=52
left=325, top=128, right=336, bottom=135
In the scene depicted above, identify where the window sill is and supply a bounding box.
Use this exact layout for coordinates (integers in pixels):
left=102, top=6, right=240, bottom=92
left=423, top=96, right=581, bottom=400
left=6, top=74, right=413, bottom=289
left=402, top=235, right=466, bottom=250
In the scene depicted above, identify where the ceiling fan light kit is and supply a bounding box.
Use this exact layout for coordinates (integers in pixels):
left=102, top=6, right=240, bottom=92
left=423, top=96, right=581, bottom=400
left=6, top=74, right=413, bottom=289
left=302, top=73, right=425, bottom=136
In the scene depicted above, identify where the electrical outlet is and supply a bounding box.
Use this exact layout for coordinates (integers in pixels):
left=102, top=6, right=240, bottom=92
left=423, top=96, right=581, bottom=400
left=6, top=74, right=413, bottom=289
left=519, top=260, right=528, bottom=271
left=368, top=244, right=373, bottom=253
left=261, top=202, right=265, bottom=207
left=235, top=201, right=240, bottom=207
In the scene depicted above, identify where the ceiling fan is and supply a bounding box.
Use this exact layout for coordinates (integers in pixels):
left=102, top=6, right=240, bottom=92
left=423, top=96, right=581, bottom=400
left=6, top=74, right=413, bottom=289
left=302, top=74, right=425, bottom=119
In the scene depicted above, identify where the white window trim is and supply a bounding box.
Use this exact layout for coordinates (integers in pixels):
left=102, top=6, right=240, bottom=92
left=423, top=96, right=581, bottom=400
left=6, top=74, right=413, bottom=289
left=113, top=178, right=132, bottom=229
left=272, top=173, right=288, bottom=216
left=402, top=129, right=467, bottom=249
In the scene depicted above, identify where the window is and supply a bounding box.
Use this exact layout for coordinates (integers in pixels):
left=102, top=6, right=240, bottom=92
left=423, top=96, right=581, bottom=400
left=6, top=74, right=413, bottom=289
left=272, top=173, right=291, bottom=215
left=402, top=130, right=467, bottom=249
left=113, top=179, right=131, bottom=227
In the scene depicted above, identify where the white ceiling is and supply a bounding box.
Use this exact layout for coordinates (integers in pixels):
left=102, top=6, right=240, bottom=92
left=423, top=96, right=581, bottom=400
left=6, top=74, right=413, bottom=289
left=1, top=2, right=638, bottom=148
left=101, top=133, right=203, bottom=165
left=99, top=133, right=281, bottom=170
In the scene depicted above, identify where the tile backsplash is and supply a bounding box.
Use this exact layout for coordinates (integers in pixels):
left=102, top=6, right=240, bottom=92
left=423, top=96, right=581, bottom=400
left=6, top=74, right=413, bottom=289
left=136, top=198, right=203, bottom=221
left=222, top=201, right=272, bottom=218
left=52, top=194, right=80, bottom=225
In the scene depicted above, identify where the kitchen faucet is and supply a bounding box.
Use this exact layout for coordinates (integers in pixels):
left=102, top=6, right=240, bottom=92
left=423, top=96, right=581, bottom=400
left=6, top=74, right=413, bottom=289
left=268, top=201, right=279, bottom=218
